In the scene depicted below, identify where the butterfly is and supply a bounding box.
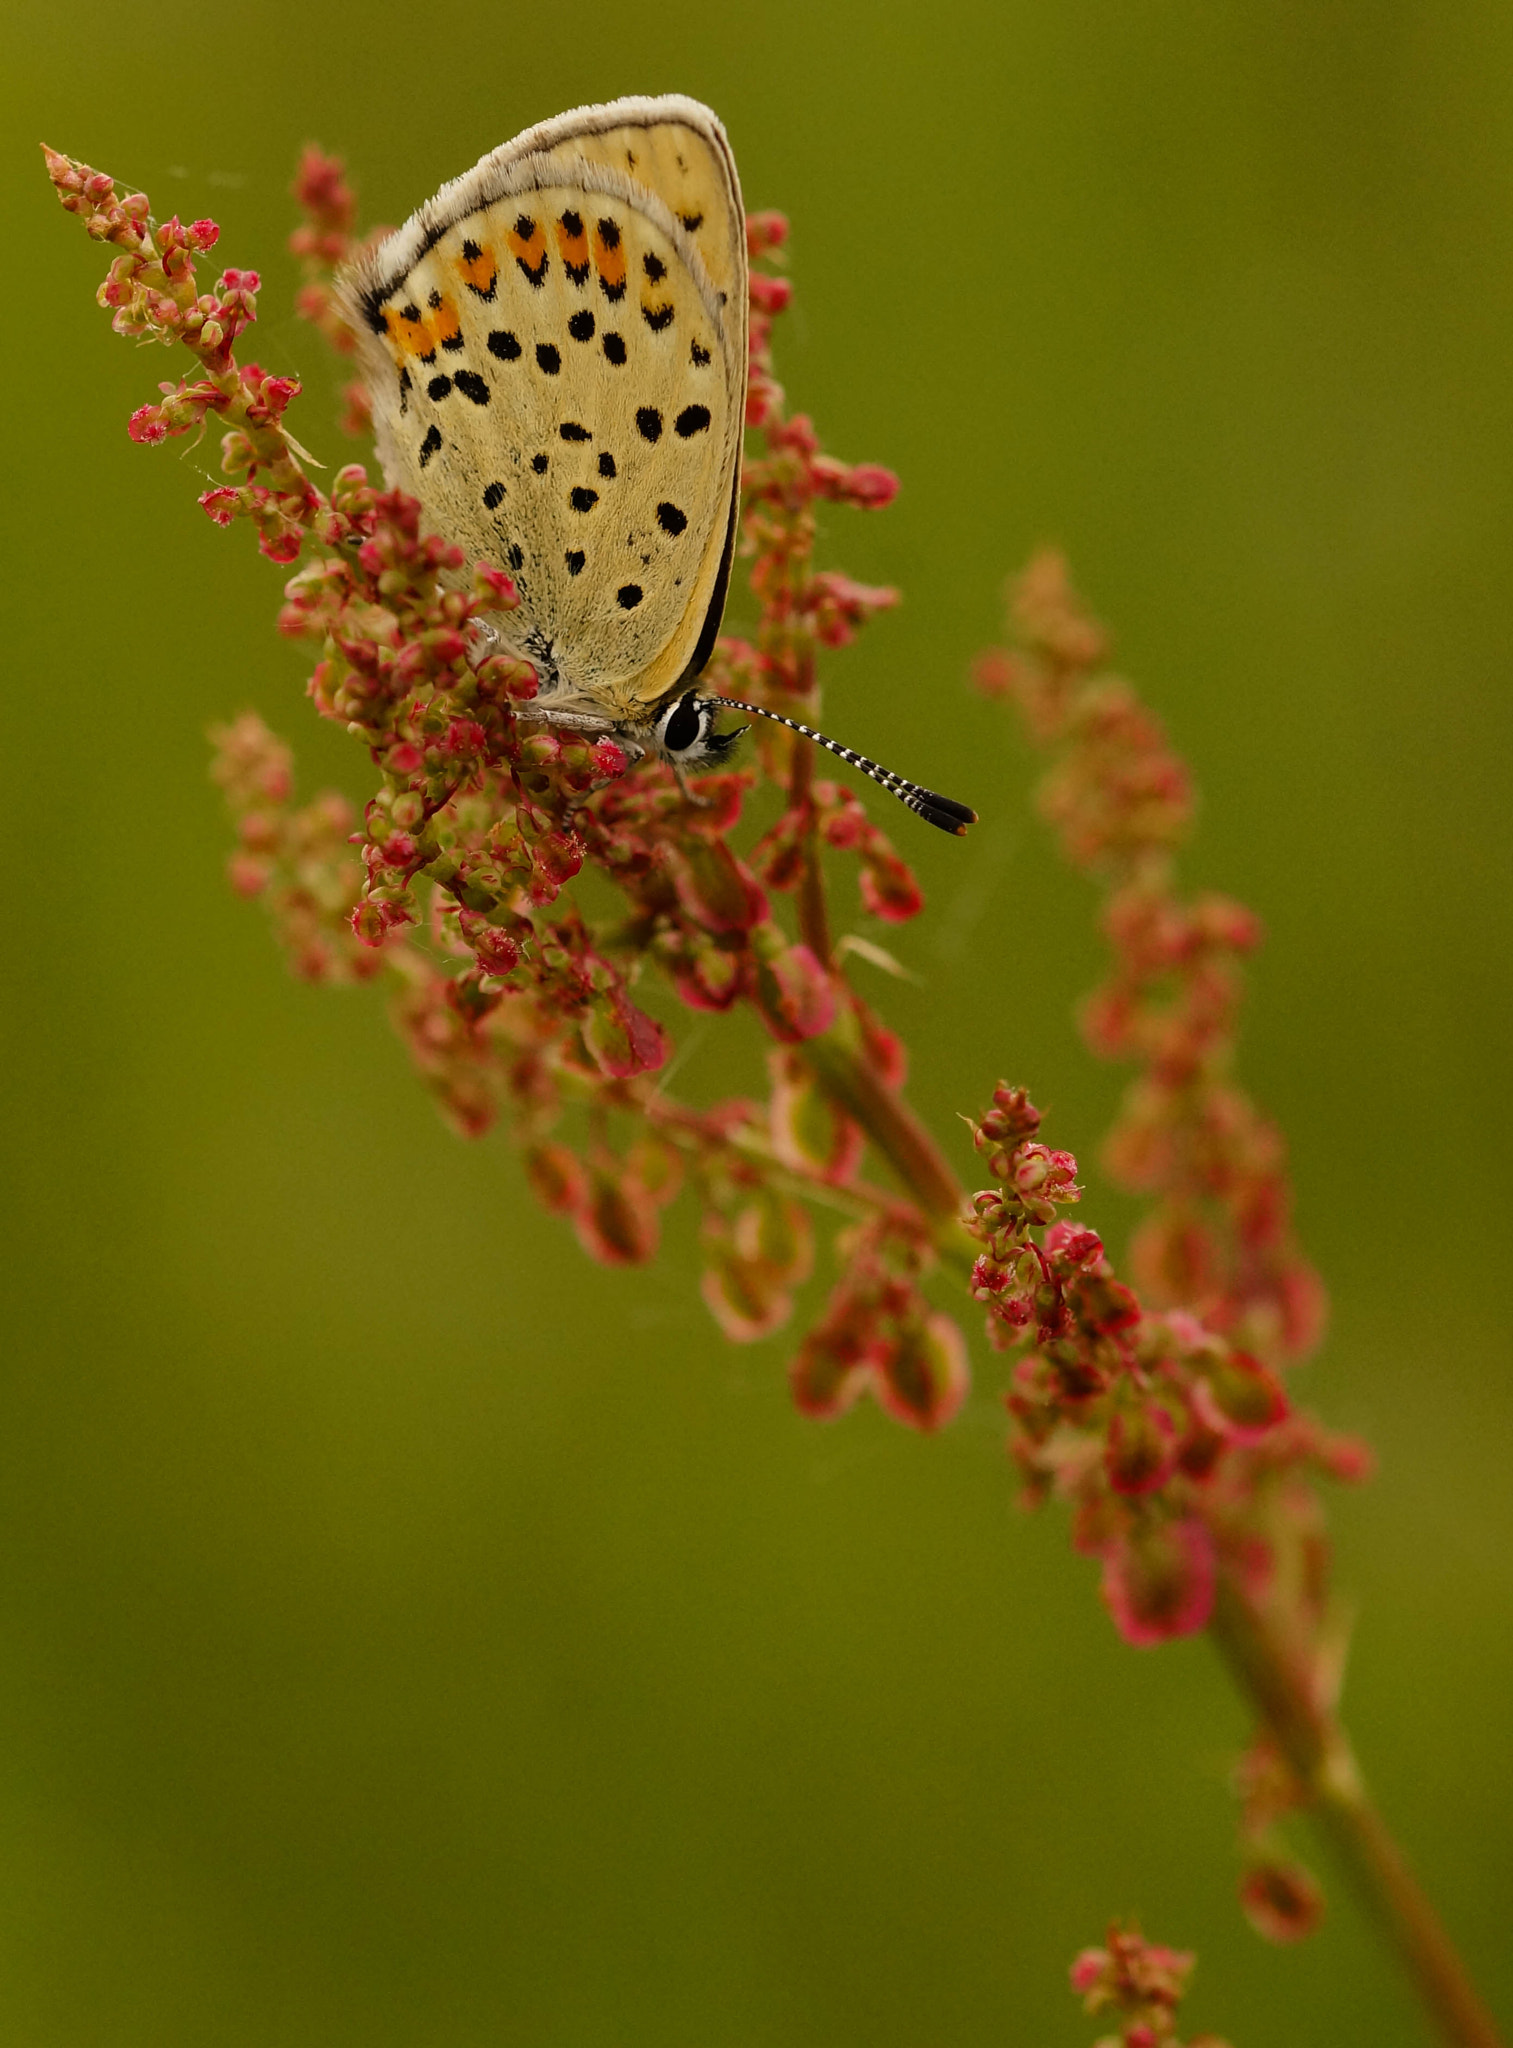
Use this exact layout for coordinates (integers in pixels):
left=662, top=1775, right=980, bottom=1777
left=339, top=95, right=976, bottom=835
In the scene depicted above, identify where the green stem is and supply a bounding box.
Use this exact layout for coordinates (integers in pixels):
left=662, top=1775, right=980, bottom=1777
left=798, top=1011, right=970, bottom=1256
left=1211, top=1580, right=1505, bottom=2048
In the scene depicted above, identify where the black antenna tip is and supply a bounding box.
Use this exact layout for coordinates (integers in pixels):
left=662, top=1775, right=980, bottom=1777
left=918, top=791, right=978, bottom=834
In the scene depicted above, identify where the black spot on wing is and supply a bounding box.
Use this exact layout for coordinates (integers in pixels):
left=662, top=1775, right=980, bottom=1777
left=598, top=452, right=616, bottom=479
left=531, top=452, right=548, bottom=473
left=603, top=333, right=627, bottom=365
left=535, top=342, right=561, bottom=375
left=617, top=584, right=643, bottom=609
left=643, top=303, right=675, bottom=332
left=691, top=340, right=711, bottom=367
left=482, top=481, right=505, bottom=509
left=427, top=374, right=452, bottom=400
left=657, top=502, right=687, bottom=535
left=570, top=487, right=599, bottom=513
left=487, top=330, right=521, bottom=360
left=643, top=252, right=666, bottom=283
left=636, top=407, right=663, bottom=442
left=418, top=425, right=442, bottom=468
left=454, top=370, right=490, bottom=405
left=507, top=542, right=524, bottom=570
left=559, top=422, right=591, bottom=441
left=565, top=550, right=585, bottom=575
left=568, top=309, right=595, bottom=341
left=398, top=367, right=411, bottom=414
left=679, top=210, right=704, bottom=232
left=675, top=405, right=712, bottom=438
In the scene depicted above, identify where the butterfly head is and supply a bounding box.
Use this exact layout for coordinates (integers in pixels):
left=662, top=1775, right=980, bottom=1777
left=652, top=688, right=747, bottom=768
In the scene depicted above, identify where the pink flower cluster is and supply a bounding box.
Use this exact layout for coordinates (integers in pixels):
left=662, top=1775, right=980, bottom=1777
left=962, top=1083, right=1357, bottom=1650
left=1069, top=1923, right=1231, bottom=2048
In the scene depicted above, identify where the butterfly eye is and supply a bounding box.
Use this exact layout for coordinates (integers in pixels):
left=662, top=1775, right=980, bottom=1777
left=657, top=690, right=706, bottom=755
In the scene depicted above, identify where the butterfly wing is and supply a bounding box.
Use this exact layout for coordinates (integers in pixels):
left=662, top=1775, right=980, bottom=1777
left=339, top=98, right=747, bottom=724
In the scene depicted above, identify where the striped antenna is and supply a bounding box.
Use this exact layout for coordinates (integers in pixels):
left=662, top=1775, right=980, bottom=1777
left=708, top=697, right=977, bottom=836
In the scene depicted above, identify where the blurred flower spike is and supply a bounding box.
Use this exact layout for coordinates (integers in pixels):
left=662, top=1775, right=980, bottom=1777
left=1069, top=1923, right=1232, bottom=2048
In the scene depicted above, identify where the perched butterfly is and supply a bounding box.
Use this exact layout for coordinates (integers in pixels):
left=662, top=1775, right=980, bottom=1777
left=339, top=95, right=976, bottom=834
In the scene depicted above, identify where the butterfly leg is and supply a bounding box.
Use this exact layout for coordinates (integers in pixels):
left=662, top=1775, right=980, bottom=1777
left=672, top=763, right=714, bottom=809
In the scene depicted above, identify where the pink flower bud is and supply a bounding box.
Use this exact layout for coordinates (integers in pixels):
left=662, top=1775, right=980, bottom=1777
left=199, top=486, right=240, bottom=526
left=472, top=926, right=520, bottom=977
left=1067, top=1948, right=1107, bottom=1996
left=748, top=273, right=792, bottom=315
left=746, top=210, right=789, bottom=257
left=127, top=404, right=168, bottom=444
left=843, top=463, right=900, bottom=509
left=349, top=901, right=389, bottom=947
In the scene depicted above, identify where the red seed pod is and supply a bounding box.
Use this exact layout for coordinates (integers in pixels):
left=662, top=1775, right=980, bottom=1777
left=750, top=935, right=836, bottom=1044
left=789, top=1325, right=876, bottom=1419
left=768, top=1049, right=864, bottom=1183
left=1105, top=1403, right=1180, bottom=1497
left=1239, top=1860, right=1325, bottom=1944
left=471, top=925, right=521, bottom=978
left=874, top=1314, right=970, bottom=1433
left=573, top=1167, right=659, bottom=1266
left=665, top=838, right=768, bottom=934
left=524, top=1143, right=589, bottom=1219
left=1100, top=1515, right=1216, bottom=1646
left=580, top=986, right=669, bottom=1079
left=701, top=1247, right=792, bottom=1344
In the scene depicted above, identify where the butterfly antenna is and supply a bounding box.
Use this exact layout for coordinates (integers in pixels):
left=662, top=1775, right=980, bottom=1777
left=707, top=698, right=977, bottom=835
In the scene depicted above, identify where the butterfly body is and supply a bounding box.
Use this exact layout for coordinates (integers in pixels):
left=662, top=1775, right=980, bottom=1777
left=340, top=96, right=747, bottom=734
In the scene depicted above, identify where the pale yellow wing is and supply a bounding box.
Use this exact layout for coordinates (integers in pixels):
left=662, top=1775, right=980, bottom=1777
left=339, top=98, right=746, bottom=723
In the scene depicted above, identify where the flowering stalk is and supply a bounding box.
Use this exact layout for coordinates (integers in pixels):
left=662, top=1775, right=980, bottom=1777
left=45, top=145, right=1504, bottom=2048
left=976, top=559, right=1504, bottom=2048
left=46, top=142, right=972, bottom=1431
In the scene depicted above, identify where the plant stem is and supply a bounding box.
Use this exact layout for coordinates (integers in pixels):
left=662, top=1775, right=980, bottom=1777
left=799, top=1015, right=968, bottom=1243
left=1211, top=1579, right=1505, bottom=2048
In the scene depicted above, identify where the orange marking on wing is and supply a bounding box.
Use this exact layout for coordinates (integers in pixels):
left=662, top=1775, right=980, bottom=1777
left=554, top=214, right=590, bottom=278
left=455, top=243, right=497, bottom=295
left=592, top=221, right=627, bottom=294
left=384, top=304, right=437, bottom=360
left=430, top=294, right=462, bottom=349
left=506, top=218, right=547, bottom=277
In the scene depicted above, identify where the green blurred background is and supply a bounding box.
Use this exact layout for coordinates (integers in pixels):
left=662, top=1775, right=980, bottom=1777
left=4, top=2, right=1510, bottom=2041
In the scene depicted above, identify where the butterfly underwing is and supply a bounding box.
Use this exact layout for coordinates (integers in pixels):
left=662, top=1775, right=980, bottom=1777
left=339, top=95, right=746, bottom=728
